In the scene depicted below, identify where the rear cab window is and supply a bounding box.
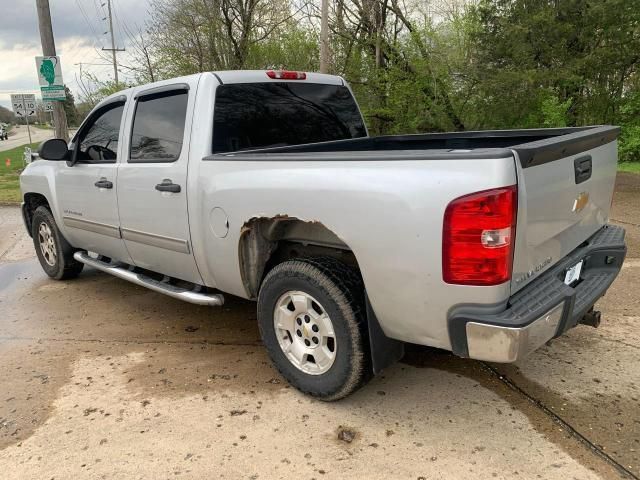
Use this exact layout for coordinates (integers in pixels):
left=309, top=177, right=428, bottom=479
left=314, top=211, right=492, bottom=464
left=212, top=83, right=366, bottom=153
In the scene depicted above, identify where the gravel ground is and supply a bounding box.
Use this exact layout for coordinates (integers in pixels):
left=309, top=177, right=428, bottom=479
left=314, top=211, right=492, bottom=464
left=0, top=173, right=638, bottom=479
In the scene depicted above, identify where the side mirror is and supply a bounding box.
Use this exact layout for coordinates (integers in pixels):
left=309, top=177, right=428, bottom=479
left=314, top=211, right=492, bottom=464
left=38, top=139, right=69, bottom=161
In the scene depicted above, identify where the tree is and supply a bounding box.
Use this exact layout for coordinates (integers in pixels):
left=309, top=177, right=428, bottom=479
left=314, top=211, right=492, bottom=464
left=62, top=86, right=79, bottom=126
left=0, top=106, right=14, bottom=124
left=144, top=0, right=304, bottom=77
left=72, top=0, right=640, bottom=162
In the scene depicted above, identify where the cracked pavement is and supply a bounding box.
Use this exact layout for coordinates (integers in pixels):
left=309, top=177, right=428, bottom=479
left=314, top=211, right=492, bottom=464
left=0, top=173, right=638, bottom=479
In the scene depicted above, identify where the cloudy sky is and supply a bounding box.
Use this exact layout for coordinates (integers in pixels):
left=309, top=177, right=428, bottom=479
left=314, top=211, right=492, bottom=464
left=0, top=0, right=151, bottom=110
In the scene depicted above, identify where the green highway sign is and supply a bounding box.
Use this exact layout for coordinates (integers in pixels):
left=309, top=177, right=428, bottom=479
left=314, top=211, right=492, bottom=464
left=35, top=56, right=66, bottom=101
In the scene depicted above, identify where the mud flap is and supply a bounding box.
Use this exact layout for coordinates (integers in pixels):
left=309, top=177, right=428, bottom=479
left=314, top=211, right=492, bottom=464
left=366, top=293, right=404, bottom=374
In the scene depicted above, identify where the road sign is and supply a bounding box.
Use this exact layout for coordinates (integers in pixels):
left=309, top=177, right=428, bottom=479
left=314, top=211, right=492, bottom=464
left=43, top=101, right=54, bottom=112
left=35, top=56, right=66, bottom=101
left=10, top=94, right=25, bottom=114
left=23, top=94, right=36, bottom=116
left=10, top=93, right=36, bottom=117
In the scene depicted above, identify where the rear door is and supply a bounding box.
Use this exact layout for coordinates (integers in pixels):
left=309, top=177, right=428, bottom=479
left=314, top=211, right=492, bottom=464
left=116, top=80, right=202, bottom=284
left=510, top=127, right=619, bottom=293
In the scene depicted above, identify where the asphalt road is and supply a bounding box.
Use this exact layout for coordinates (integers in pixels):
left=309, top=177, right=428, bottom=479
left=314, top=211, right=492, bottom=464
left=0, top=125, right=55, bottom=152
left=0, top=174, right=638, bottom=479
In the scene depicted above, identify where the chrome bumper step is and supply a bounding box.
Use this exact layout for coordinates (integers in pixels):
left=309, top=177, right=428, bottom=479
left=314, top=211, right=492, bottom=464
left=73, top=252, right=224, bottom=306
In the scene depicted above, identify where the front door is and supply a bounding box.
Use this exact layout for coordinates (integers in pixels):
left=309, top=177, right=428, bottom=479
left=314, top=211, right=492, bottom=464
left=116, top=84, right=202, bottom=284
left=56, top=100, right=132, bottom=263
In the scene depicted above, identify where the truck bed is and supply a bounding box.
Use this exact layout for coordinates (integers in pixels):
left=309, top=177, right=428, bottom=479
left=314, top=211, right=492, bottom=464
left=209, top=124, right=620, bottom=296
left=214, top=125, right=619, bottom=168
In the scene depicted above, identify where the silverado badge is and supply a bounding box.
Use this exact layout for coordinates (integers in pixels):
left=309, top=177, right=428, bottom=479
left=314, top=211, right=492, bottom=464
left=572, top=192, right=589, bottom=213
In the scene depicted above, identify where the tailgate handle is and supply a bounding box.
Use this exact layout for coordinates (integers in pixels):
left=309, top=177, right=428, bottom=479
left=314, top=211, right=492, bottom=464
left=574, top=155, right=592, bottom=184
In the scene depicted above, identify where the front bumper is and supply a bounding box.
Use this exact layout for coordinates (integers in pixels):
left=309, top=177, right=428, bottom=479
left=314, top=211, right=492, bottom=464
left=448, top=225, right=626, bottom=362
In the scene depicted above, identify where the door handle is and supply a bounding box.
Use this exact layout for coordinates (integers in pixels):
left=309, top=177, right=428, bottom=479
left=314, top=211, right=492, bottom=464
left=94, top=178, right=113, bottom=189
left=155, top=179, right=181, bottom=193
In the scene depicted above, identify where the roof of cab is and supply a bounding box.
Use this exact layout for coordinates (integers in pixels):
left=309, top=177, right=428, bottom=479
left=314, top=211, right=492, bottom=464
left=95, top=70, right=345, bottom=108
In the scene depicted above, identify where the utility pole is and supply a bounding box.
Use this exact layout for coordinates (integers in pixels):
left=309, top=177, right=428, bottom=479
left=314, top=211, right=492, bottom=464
left=319, top=0, right=330, bottom=73
left=102, top=0, right=125, bottom=85
left=35, top=0, right=68, bottom=141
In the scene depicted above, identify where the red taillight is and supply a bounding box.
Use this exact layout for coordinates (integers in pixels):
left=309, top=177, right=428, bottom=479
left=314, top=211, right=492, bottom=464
left=443, top=186, right=517, bottom=286
left=266, top=70, right=307, bottom=80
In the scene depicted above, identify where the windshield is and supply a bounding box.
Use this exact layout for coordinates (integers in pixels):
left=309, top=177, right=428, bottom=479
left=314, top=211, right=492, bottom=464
left=212, top=82, right=367, bottom=153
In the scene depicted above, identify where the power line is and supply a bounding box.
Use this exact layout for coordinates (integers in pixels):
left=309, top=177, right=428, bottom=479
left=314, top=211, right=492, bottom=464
left=74, top=0, right=104, bottom=48
left=112, top=7, right=126, bottom=49
left=112, top=0, right=128, bottom=46
left=91, top=0, right=107, bottom=20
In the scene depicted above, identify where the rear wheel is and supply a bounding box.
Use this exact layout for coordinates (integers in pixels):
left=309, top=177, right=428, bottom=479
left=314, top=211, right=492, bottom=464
left=31, top=206, right=84, bottom=280
left=257, top=257, right=371, bottom=400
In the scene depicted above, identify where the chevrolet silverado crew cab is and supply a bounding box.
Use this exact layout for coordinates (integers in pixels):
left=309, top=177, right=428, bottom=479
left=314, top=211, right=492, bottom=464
left=20, top=70, right=626, bottom=400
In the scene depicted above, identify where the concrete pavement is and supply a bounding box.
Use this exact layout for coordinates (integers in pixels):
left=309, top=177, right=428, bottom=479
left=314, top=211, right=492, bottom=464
left=0, top=174, right=638, bottom=479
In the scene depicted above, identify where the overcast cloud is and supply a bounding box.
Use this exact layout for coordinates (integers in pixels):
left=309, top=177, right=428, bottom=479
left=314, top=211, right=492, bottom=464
left=0, top=0, right=151, bottom=109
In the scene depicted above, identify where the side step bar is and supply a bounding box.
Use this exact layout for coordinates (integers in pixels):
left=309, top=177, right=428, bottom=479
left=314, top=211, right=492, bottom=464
left=73, top=252, right=224, bottom=306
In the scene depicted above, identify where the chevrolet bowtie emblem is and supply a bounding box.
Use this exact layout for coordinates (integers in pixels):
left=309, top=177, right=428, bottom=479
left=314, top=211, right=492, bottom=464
left=573, top=192, right=589, bottom=213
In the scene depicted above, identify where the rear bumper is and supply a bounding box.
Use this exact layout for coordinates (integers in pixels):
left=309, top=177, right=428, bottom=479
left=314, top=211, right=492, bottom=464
left=448, top=224, right=626, bottom=362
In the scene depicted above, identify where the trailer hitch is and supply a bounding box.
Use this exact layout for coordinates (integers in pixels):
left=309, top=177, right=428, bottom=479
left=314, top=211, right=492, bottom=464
left=579, top=308, right=601, bottom=328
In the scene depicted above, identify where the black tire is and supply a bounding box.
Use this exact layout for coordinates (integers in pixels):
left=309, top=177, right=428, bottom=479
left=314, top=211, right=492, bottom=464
left=31, top=206, right=84, bottom=280
left=257, top=257, right=371, bottom=401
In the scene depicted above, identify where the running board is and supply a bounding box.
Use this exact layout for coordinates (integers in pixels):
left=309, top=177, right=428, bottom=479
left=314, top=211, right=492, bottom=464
left=73, top=252, right=224, bottom=306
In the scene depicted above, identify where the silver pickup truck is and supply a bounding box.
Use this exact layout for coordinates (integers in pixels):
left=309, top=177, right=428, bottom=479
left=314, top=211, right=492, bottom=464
left=20, top=70, right=626, bottom=400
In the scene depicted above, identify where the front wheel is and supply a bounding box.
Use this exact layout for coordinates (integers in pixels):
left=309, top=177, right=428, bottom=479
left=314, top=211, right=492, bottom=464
left=31, top=206, right=84, bottom=280
left=257, top=257, right=371, bottom=401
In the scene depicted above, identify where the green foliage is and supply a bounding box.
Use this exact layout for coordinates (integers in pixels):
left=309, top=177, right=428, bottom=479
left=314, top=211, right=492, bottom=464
left=245, top=27, right=319, bottom=71
left=62, top=86, right=79, bottom=127
left=540, top=94, right=572, bottom=128
left=618, top=160, right=640, bottom=174
left=78, top=0, right=640, bottom=163
left=463, top=0, right=640, bottom=159
left=618, top=89, right=640, bottom=163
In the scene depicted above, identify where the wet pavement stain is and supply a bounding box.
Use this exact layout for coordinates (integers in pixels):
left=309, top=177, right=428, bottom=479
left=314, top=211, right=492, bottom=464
left=494, top=361, right=640, bottom=478
left=401, top=346, right=631, bottom=479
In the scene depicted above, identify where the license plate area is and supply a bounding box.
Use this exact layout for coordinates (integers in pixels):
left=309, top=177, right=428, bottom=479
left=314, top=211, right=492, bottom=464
left=564, top=260, right=584, bottom=286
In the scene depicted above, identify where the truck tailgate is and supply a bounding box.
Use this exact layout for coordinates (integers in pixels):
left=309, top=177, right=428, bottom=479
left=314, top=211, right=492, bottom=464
left=510, top=126, right=620, bottom=293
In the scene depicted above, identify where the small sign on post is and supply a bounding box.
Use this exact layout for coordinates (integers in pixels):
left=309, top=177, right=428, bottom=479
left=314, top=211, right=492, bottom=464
left=24, top=147, right=33, bottom=166
left=10, top=93, right=35, bottom=144
left=35, top=56, right=66, bottom=101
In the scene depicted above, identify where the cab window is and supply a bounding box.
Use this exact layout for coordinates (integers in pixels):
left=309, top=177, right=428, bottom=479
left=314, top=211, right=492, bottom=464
left=129, top=90, right=189, bottom=163
left=75, top=102, right=125, bottom=163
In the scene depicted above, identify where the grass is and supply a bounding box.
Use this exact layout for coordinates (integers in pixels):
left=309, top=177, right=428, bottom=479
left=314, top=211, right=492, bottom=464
left=618, top=162, right=640, bottom=174
left=0, top=143, right=39, bottom=204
